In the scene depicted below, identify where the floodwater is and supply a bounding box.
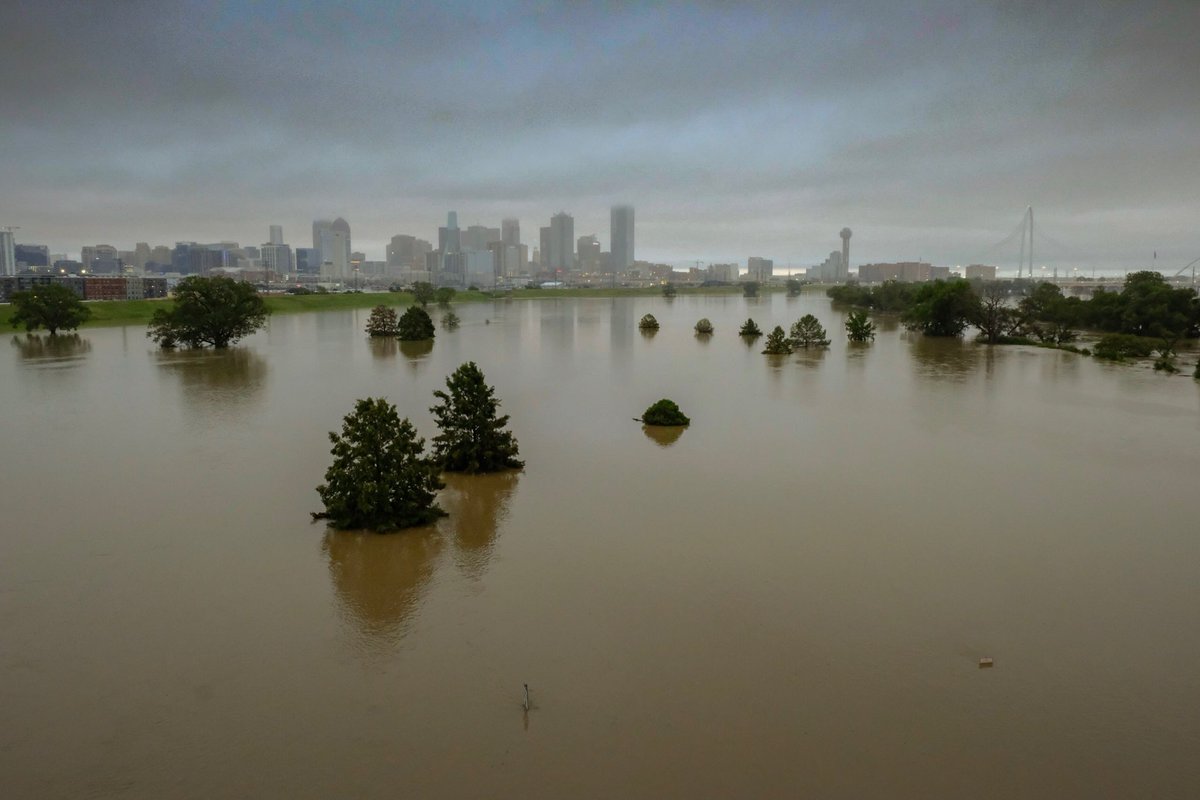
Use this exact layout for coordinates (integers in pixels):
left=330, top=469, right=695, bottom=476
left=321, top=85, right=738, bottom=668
left=1, top=294, right=1198, bottom=799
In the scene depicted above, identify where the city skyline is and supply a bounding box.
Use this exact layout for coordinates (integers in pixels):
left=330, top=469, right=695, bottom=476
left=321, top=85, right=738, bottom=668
left=1, top=2, right=1197, bottom=272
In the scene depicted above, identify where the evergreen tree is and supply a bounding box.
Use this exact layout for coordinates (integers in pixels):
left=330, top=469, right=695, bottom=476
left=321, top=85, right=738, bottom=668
left=739, top=318, right=762, bottom=337
left=845, top=310, right=876, bottom=342
left=430, top=362, right=524, bottom=473
left=638, top=314, right=660, bottom=330
left=762, top=325, right=793, bottom=354
left=365, top=305, right=399, bottom=337
left=314, top=397, right=445, bottom=531
left=397, top=305, right=435, bottom=340
left=790, top=314, right=830, bottom=347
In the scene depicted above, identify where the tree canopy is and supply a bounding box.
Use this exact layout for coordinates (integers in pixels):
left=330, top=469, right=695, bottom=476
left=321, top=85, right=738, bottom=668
left=790, top=314, right=830, bottom=348
left=662, top=283, right=677, bottom=298
left=739, top=318, right=762, bottom=337
left=8, top=283, right=91, bottom=335
left=641, top=398, right=690, bottom=426
left=435, top=287, right=457, bottom=308
left=742, top=281, right=760, bottom=298
left=845, top=310, right=876, bottom=342
left=430, top=362, right=524, bottom=473
left=365, top=305, right=399, bottom=337
left=762, top=325, right=793, bottom=354
left=901, top=279, right=979, bottom=337
left=638, top=313, right=659, bottom=330
left=147, top=275, right=269, bottom=348
left=694, top=318, right=713, bottom=334
left=411, top=282, right=436, bottom=307
left=314, top=397, right=445, bottom=531
left=397, top=305, right=435, bottom=340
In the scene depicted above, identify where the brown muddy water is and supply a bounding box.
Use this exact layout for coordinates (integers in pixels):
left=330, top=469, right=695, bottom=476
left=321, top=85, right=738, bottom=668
left=2, top=294, right=1198, bottom=798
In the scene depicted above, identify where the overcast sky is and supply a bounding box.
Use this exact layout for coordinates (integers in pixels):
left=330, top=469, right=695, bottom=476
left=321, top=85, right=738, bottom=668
left=2, top=0, right=1196, bottom=272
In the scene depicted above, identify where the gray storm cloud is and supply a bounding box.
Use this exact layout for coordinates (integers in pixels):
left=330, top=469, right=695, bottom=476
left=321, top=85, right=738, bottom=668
left=1, top=0, right=1196, bottom=270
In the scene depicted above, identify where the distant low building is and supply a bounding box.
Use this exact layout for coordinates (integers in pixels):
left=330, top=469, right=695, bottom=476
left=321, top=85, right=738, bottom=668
left=964, top=264, right=997, bottom=280
left=857, top=262, right=951, bottom=283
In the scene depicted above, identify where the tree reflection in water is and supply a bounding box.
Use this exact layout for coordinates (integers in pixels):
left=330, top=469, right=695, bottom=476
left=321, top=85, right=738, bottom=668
left=642, top=424, right=685, bottom=448
left=368, top=337, right=399, bottom=359
left=156, top=348, right=268, bottom=409
left=440, top=471, right=519, bottom=580
left=399, top=339, right=434, bottom=373
left=11, top=333, right=92, bottom=365
left=909, top=334, right=980, bottom=382
left=322, top=526, right=443, bottom=652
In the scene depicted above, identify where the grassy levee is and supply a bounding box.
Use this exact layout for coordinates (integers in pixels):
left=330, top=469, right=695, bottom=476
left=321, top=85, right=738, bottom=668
left=0, top=284, right=770, bottom=331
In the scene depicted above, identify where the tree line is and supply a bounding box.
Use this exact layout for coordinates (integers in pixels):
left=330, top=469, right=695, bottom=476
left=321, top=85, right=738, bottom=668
left=829, top=273, right=1200, bottom=369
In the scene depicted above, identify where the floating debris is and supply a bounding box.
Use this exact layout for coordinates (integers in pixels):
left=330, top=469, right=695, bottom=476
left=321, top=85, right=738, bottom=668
left=979, top=657, right=994, bottom=668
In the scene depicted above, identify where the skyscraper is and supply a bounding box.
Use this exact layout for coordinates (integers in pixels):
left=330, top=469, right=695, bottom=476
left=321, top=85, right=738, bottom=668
left=502, top=218, right=520, bottom=247
left=438, top=211, right=460, bottom=256
left=269, top=225, right=283, bottom=245
left=548, top=212, right=574, bottom=271
left=0, top=230, right=16, bottom=276
left=312, top=218, right=351, bottom=280
left=610, top=205, right=634, bottom=272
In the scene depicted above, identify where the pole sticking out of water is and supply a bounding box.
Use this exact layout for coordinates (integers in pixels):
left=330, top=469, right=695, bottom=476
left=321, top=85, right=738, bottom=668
left=523, top=683, right=530, bottom=712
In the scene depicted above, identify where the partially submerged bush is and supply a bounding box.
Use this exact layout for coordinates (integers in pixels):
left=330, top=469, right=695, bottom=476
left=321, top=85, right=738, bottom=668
left=790, top=314, right=830, bottom=348
left=739, top=318, right=762, bottom=337
left=762, top=326, right=793, bottom=355
left=398, top=305, right=436, bottom=341
left=1093, top=333, right=1155, bottom=361
left=365, top=305, right=399, bottom=337
left=694, top=318, right=713, bottom=334
left=641, top=398, right=690, bottom=426
left=638, top=314, right=660, bottom=330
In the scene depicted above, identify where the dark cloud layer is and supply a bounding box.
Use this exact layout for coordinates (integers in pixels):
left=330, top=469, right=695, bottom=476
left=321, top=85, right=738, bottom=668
left=2, top=0, right=1196, bottom=271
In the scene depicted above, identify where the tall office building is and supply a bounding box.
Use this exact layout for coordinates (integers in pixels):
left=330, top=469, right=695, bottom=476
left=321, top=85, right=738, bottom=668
left=577, top=235, right=602, bottom=272
left=610, top=205, right=634, bottom=273
left=269, top=225, right=283, bottom=245
left=261, top=243, right=293, bottom=276
left=747, top=257, right=774, bottom=283
left=539, top=227, right=551, bottom=268
left=501, top=218, right=520, bottom=247
left=1, top=230, right=16, bottom=276
left=438, top=211, right=461, bottom=256
left=462, top=225, right=501, bottom=252
left=313, top=218, right=351, bottom=280
left=386, top=234, right=433, bottom=269
left=840, top=228, right=852, bottom=280
left=548, top=212, right=574, bottom=271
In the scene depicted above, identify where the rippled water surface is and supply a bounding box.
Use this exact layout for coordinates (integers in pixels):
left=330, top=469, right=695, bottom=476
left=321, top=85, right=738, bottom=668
left=2, top=294, right=1198, bottom=798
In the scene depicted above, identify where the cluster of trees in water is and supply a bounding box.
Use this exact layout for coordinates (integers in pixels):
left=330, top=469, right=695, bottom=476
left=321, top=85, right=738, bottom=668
left=829, top=272, right=1200, bottom=373
left=314, top=361, right=524, bottom=531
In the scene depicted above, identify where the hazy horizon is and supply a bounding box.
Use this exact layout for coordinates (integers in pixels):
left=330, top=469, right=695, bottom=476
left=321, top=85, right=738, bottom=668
left=2, top=1, right=1196, bottom=273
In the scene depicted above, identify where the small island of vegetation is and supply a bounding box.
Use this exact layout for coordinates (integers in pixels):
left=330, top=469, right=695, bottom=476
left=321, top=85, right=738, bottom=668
left=640, top=398, right=690, bottom=426
left=639, top=313, right=660, bottom=330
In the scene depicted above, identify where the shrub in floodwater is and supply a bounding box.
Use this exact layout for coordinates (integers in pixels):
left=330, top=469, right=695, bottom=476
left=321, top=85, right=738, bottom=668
left=638, top=314, right=660, bottom=330
left=695, top=318, right=713, bottom=334
left=641, top=398, right=690, bottom=426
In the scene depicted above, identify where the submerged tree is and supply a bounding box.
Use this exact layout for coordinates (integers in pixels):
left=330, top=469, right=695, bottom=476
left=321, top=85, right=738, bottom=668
left=901, top=279, right=979, bottom=337
left=694, top=318, right=713, bottom=334
left=435, top=287, right=457, bottom=309
left=8, top=283, right=91, bottom=335
left=972, top=282, right=1017, bottom=344
left=313, top=397, right=445, bottom=531
left=662, top=282, right=677, bottom=298
left=441, top=310, right=461, bottom=330
left=147, top=275, right=269, bottom=349
left=845, top=310, right=876, bottom=342
left=786, top=278, right=804, bottom=297
left=739, top=318, right=762, bottom=337
left=397, top=305, right=436, bottom=340
left=638, top=313, right=660, bottom=330
left=641, top=398, right=690, bottom=426
left=430, top=362, right=524, bottom=473
left=365, top=305, right=399, bottom=337
left=790, top=314, right=830, bottom=348
left=762, top=325, right=793, bottom=355
left=742, top=281, right=760, bottom=298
